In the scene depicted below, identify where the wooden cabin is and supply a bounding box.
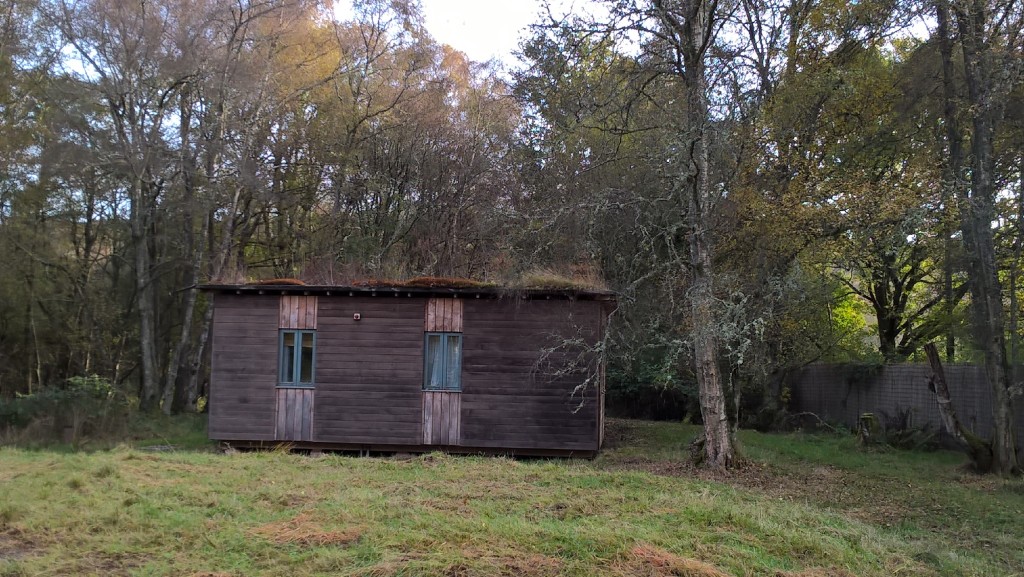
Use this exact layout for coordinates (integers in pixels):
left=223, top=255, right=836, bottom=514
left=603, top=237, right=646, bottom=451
left=202, top=283, right=615, bottom=456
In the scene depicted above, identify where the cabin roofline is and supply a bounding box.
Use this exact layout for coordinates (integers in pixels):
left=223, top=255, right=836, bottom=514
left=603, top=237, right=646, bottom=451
left=200, top=283, right=617, bottom=302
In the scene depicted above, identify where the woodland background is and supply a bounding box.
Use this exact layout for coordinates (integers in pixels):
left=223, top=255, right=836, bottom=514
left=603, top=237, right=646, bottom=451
left=0, top=0, right=1021, bottom=460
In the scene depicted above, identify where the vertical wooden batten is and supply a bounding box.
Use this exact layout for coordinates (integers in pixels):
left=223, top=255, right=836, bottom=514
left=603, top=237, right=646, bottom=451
left=421, top=391, right=462, bottom=445
left=275, top=388, right=314, bottom=441
left=422, top=297, right=463, bottom=445
left=425, top=298, right=463, bottom=332
left=276, top=294, right=318, bottom=442
left=280, top=295, right=318, bottom=329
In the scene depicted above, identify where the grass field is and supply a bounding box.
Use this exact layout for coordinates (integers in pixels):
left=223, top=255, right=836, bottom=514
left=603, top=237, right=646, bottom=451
left=1, top=418, right=1021, bottom=576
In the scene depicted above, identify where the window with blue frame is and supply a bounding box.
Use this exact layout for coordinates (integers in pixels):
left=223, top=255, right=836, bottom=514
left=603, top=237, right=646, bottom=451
left=279, top=330, right=315, bottom=387
left=423, top=332, right=462, bottom=391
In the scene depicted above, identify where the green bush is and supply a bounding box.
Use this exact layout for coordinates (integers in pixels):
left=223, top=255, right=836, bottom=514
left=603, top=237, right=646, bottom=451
left=0, top=375, right=130, bottom=444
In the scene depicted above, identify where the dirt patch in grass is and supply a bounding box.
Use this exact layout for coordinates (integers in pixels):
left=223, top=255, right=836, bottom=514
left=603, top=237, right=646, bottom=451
left=68, top=552, right=144, bottom=576
left=618, top=543, right=733, bottom=576
left=465, top=548, right=563, bottom=577
left=249, top=512, right=362, bottom=547
left=0, top=529, right=37, bottom=562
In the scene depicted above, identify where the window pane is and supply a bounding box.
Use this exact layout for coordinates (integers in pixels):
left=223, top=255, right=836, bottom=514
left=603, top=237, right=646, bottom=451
left=425, top=334, right=444, bottom=389
left=445, top=334, right=461, bottom=390
left=280, top=332, right=296, bottom=383
left=299, top=332, right=314, bottom=383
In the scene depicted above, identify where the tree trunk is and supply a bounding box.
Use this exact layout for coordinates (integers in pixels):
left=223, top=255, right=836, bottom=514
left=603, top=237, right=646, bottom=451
left=924, top=342, right=993, bottom=471
left=677, top=0, right=735, bottom=469
left=953, top=0, right=1019, bottom=475
left=133, top=179, right=160, bottom=412
left=161, top=90, right=204, bottom=415
left=936, top=0, right=963, bottom=363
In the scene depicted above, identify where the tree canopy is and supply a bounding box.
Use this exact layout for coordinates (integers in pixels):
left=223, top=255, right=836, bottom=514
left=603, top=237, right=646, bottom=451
left=0, top=0, right=1021, bottom=472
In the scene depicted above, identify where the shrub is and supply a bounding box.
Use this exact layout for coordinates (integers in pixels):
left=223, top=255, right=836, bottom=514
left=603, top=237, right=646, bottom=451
left=878, top=406, right=938, bottom=451
left=0, top=375, right=130, bottom=445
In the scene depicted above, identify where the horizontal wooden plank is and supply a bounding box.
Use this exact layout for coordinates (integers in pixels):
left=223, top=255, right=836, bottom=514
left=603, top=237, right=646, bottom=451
left=209, top=387, right=276, bottom=397
left=313, top=403, right=421, bottom=415
left=313, top=347, right=424, bottom=357
left=314, top=388, right=421, bottom=396
left=315, top=383, right=421, bottom=392
left=312, top=433, right=421, bottom=444
left=210, top=329, right=282, bottom=340
left=461, top=416, right=596, bottom=429
left=460, top=428, right=598, bottom=442
left=315, top=382, right=421, bottom=391
left=210, top=348, right=278, bottom=359
left=307, top=369, right=421, bottom=379
left=313, top=414, right=421, bottom=425
left=461, top=394, right=597, bottom=404
left=213, top=295, right=280, bottom=309
left=318, top=312, right=423, bottom=322
left=317, top=331, right=424, bottom=342
left=460, top=439, right=598, bottom=451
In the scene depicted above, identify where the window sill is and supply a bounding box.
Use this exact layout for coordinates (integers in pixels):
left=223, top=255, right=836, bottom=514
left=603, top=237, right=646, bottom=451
left=277, top=384, right=315, bottom=389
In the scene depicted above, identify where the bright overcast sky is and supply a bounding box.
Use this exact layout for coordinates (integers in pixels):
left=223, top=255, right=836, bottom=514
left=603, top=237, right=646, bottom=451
left=335, top=1, right=593, bottom=66
left=418, top=0, right=552, bottom=64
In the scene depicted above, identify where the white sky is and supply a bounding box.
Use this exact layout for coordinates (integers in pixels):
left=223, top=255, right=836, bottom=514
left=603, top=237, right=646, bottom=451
left=335, top=1, right=594, bottom=66
left=418, top=0, right=551, bottom=64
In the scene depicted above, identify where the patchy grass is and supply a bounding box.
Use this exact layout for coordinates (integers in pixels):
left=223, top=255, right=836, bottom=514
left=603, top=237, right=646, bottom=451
left=0, top=418, right=1020, bottom=576
left=600, top=419, right=1024, bottom=576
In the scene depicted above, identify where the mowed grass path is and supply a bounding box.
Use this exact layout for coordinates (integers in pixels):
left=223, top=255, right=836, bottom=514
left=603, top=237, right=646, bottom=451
left=0, top=419, right=1020, bottom=576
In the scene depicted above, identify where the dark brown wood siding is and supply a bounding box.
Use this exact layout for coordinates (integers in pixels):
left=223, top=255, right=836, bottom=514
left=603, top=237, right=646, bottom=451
left=313, top=297, right=424, bottom=444
left=460, top=298, right=602, bottom=452
left=209, top=292, right=606, bottom=453
left=209, top=293, right=279, bottom=441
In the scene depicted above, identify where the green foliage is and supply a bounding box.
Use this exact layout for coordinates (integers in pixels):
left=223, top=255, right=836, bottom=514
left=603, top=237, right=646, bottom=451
left=827, top=291, right=879, bottom=362
left=606, top=331, right=700, bottom=421
left=0, top=375, right=130, bottom=445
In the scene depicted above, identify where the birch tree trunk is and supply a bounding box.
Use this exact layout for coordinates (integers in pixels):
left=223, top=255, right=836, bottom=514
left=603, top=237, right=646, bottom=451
left=675, top=0, right=736, bottom=469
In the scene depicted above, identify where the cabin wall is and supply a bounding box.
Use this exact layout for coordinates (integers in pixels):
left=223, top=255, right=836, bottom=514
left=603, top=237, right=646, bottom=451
left=209, top=293, right=606, bottom=453
left=460, top=298, right=602, bottom=452
left=209, top=294, right=278, bottom=441
left=314, top=297, right=423, bottom=444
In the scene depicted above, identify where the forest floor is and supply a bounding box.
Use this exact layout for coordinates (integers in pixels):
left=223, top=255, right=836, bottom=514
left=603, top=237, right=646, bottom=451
left=0, top=418, right=1021, bottom=577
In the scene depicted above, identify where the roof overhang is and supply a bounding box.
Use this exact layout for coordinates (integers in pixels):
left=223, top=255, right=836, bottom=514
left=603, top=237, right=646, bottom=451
left=200, top=284, right=617, bottom=302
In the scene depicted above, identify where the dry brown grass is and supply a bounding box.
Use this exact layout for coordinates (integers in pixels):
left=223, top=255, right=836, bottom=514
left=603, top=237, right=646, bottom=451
left=250, top=278, right=307, bottom=286
left=351, top=276, right=496, bottom=289
left=248, top=512, right=363, bottom=547
left=614, top=544, right=735, bottom=577
left=514, top=266, right=609, bottom=291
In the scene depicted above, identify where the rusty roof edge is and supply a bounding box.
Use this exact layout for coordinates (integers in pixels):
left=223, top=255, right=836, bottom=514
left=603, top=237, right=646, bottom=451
left=199, top=283, right=618, bottom=301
